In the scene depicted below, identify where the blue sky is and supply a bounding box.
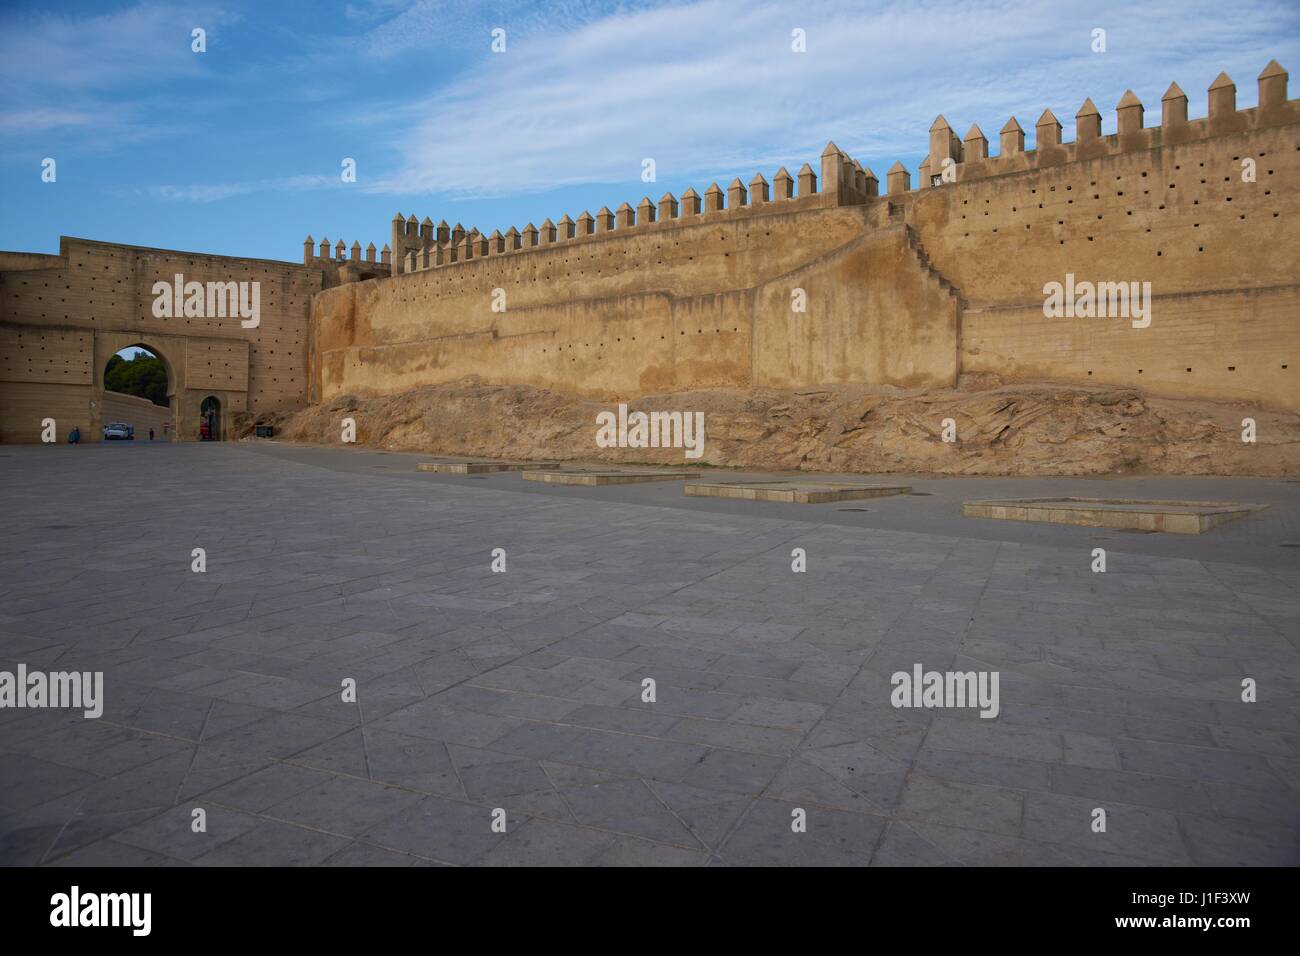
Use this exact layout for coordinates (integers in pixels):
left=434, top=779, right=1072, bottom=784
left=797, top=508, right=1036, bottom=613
left=1, top=0, right=1296, bottom=262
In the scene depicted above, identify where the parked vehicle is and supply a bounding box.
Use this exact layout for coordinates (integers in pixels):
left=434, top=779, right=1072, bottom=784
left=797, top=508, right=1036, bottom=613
left=103, top=422, right=134, bottom=440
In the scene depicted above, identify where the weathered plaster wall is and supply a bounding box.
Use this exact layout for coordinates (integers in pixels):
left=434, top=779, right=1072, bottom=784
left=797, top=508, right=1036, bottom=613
left=910, top=120, right=1300, bottom=410
left=311, top=206, right=959, bottom=401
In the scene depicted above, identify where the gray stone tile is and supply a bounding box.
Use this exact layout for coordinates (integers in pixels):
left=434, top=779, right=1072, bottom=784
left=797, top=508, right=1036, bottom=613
left=46, top=833, right=195, bottom=866
left=906, top=820, right=1079, bottom=866
left=113, top=804, right=264, bottom=862
left=320, top=841, right=428, bottom=866
left=667, top=717, right=803, bottom=755
left=1178, top=814, right=1300, bottom=865
left=200, top=762, right=332, bottom=813
left=1115, top=738, right=1289, bottom=790
left=0, top=753, right=99, bottom=811
left=450, top=747, right=554, bottom=802
left=681, top=748, right=787, bottom=793
left=896, top=774, right=1024, bottom=836
left=480, top=818, right=615, bottom=866
left=488, top=721, right=708, bottom=780
left=556, top=777, right=700, bottom=846
left=360, top=795, right=508, bottom=864
left=915, top=748, right=1052, bottom=792
left=870, top=821, right=959, bottom=866
left=716, top=798, right=886, bottom=866
left=1021, top=791, right=1189, bottom=863
left=262, top=775, right=424, bottom=837
left=192, top=820, right=352, bottom=866
left=925, top=719, right=1065, bottom=763
left=590, top=835, right=710, bottom=866
left=1047, top=764, right=1216, bottom=815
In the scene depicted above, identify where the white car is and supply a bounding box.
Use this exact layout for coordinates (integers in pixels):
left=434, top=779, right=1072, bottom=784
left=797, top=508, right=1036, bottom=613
left=103, top=422, right=134, bottom=440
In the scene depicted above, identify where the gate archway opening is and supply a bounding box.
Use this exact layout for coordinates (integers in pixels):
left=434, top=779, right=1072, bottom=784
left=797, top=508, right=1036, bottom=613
left=101, top=345, right=174, bottom=441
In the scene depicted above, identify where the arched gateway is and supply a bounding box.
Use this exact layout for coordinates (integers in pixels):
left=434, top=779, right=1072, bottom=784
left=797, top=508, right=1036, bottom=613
left=0, top=237, right=319, bottom=443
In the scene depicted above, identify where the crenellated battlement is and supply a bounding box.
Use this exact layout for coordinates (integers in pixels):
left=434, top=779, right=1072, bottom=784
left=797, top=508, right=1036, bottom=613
left=904, top=60, right=1294, bottom=191
left=302, top=234, right=390, bottom=286
left=389, top=142, right=885, bottom=276
left=388, top=215, right=488, bottom=276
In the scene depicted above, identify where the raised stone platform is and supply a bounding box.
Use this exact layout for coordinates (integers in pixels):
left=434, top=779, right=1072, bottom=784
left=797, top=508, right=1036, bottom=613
left=417, top=458, right=557, bottom=474
left=962, top=497, right=1268, bottom=534
left=685, top=480, right=912, bottom=504
left=523, top=469, right=700, bottom=486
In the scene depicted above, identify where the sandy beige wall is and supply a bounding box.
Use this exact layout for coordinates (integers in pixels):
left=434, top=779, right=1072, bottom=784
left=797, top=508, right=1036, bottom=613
left=0, top=382, right=91, bottom=444
left=961, top=288, right=1298, bottom=410
left=752, top=227, right=958, bottom=390
left=315, top=117, right=1296, bottom=412
left=909, top=121, right=1300, bottom=410
left=100, top=391, right=172, bottom=438
left=312, top=208, right=960, bottom=400
left=0, top=323, right=92, bottom=442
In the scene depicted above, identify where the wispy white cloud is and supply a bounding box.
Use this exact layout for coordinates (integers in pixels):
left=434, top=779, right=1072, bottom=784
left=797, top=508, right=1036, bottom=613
left=344, top=0, right=412, bottom=24
left=0, top=108, right=101, bottom=134
left=0, top=1, right=239, bottom=148
left=0, top=1, right=235, bottom=91
left=131, top=173, right=339, bottom=203
left=354, top=0, right=665, bottom=60
left=366, top=0, right=1300, bottom=200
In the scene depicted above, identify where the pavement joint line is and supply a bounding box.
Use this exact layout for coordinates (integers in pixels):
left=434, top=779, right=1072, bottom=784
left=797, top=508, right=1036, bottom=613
left=171, top=698, right=219, bottom=807
left=37, top=790, right=89, bottom=867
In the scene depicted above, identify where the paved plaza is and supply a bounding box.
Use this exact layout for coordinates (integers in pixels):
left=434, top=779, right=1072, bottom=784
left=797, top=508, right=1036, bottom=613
left=1, top=441, right=1298, bottom=866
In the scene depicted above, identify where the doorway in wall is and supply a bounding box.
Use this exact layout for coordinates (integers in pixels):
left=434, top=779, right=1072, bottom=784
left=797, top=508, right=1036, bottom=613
left=200, top=395, right=221, bottom=441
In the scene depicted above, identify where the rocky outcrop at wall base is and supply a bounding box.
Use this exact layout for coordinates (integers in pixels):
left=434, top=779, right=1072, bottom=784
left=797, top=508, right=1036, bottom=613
left=264, top=377, right=1300, bottom=476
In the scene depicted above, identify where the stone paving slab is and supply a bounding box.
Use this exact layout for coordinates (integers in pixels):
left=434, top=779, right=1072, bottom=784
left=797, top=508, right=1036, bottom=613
left=686, top=481, right=912, bottom=504
left=523, top=469, right=701, bottom=485
left=0, top=442, right=1297, bottom=867
left=417, top=459, right=558, bottom=474
left=963, top=497, right=1268, bottom=534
